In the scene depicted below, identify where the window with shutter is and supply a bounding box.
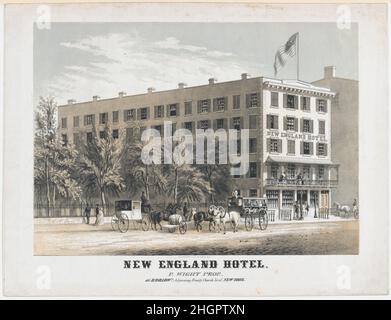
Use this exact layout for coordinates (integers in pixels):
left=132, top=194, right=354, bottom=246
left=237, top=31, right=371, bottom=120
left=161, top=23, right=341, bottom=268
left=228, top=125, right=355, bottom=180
left=232, top=117, right=241, bottom=130
left=303, top=119, right=311, bottom=133
left=303, top=142, right=311, bottom=155
left=286, top=94, right=297, bottom=109
left=185, top=101, right=192, bottom=115
left=213, top=97, right=226, bottom=112
left=286, top=117, right=295, bottom=131
left=233, top=95, right=240, bottom=109
left=216, top=119, right=224, bottom=130
left=198, top=99, right=210, bottom=113
left=112, top=111, right=119, bottom=123
left=61, top=117, right=67, bottom=129
left=319, top=120, right=325, bottom=134
left=249, top=138, right=257, bottom=153
left=124, top=109, right=135, bottom=122
left=271, top=92, right=279, bottom=107
left=249, top=163, right=257, bottom=178
left=249, top=115, right=257, bottom=129
left=317, top=99, right=327, bottom=113
left=287, top=140, right=295, bottom=154
left=301, top=96, right=310, bottom=111
left=73, top=116, right=79, bottom=128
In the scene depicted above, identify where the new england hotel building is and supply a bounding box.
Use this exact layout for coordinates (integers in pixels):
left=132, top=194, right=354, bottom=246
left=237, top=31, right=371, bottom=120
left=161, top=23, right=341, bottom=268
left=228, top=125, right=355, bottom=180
left=58, top=73, right=339, bottom=218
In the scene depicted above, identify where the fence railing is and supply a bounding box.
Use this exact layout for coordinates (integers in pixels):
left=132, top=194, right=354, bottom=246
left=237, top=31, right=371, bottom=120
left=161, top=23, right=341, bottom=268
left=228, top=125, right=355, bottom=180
left=34, top=201, right=227, bottom=218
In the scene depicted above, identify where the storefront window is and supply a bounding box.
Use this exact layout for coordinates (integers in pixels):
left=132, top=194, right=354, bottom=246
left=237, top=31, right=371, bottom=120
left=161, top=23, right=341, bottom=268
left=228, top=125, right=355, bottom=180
left=282, top=190, right=294, bottom=207
left=266, top=190, right=279, bottom=209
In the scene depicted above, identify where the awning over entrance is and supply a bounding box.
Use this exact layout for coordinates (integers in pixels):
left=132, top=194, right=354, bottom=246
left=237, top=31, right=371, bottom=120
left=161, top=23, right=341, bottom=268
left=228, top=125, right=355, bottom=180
left=265, top=155, right=338, bottom=166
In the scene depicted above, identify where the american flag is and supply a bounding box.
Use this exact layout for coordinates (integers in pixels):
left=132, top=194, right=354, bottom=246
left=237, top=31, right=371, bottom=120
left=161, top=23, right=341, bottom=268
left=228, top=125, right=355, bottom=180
left=273, top=33, right=299, bottom=76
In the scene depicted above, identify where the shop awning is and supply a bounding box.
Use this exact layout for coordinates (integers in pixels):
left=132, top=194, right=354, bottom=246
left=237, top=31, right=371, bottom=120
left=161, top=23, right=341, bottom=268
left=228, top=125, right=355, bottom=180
left=265, top=155, right=338, bottom=166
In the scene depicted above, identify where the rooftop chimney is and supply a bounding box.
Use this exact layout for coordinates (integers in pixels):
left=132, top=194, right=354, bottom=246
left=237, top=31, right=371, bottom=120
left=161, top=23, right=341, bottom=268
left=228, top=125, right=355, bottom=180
left=92, top=95, right=100, bottom=101
left=147, top=87, right=155, bottom=93
left=67, top=99, right=76, bottom=105
left=241, top=73, right=250, bottom=80
left=324, top=66, right=336, bottom=79
left=208, top=78, right=217, bottom=85
left=118, top=91, right=126, bottom=98
left=178, top=82, right=187, bottom=89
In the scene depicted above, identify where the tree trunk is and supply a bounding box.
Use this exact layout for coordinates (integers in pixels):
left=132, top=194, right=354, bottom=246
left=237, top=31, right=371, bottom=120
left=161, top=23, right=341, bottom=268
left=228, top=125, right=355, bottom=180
left=174, top=167, right=178, bottom=203
left=45, top=156, right=51, bottom=217
left=100, top=189, right=106, bottom=214
left=145, top=165, right=150, bottom=200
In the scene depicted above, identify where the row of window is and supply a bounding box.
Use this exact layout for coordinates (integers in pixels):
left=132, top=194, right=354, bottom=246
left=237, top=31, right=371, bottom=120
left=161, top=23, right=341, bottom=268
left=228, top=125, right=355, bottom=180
left=60, top=93, right=260, bottom=129
left=267, top=138, right=328, bottom=156
left=269, top=164, right=326, bottom=180
left=63, top=115, right=259, bottom=132
left=267, top=115, right=326, bottom=135
left=270, top=92, right=328, bottom=113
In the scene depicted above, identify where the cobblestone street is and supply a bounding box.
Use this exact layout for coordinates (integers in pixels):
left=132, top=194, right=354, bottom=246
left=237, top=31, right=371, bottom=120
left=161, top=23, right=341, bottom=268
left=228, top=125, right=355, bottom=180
left=34, top=219, right=359, bottom=255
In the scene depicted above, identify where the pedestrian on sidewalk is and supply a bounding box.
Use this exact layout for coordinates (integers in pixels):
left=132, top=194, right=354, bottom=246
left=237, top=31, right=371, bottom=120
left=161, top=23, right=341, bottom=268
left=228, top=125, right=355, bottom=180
left=84, top=202, right=91, bottom=224
left=94, top=204, right=104, bottom=226
left=293, top=201, right=299, bottom=220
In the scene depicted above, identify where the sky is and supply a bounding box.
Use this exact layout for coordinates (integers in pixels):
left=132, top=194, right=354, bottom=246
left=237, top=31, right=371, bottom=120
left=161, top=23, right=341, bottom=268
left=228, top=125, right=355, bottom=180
left=34, top=22, right=358, bottom=106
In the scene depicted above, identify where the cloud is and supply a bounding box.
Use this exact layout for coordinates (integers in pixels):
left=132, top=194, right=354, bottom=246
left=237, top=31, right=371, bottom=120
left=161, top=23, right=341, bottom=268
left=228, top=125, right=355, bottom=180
left=42, top=33, right=253, bottom=105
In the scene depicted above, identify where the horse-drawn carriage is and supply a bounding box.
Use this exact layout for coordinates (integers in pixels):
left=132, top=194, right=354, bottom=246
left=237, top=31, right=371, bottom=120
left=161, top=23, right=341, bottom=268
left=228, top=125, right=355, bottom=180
left=111, top=200, right=150, bottom=233
left=227, top=196, right=269, bottom=231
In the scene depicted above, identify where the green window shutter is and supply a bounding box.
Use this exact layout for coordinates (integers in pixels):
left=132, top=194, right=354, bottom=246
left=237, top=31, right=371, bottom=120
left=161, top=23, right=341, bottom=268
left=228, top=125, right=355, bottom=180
left=137, top=109, right=141, bottom=120
left=300, top=118, right=304, bottom=132
left=325, top=144, right=328, bottom=156
left=283, top=116, right=287, bottom=130
left=283, top=94, right=287, bottom=108
left=146, top=107, right=150, bottom=119
left=294, top=96, right=298, bottom=109
left=275, top=115, right=279, bottom=130
left=310, top=120, right=314, bottom=133
left=176, top=104, right=180, bottom=117
left=300, top=141, right=303, bottom=154
left=207, top=99, right=211, bottom=112
left=294, top=118, right=298, bottom=132
left=266, top=115, right=271, bottom=129
left=316, top=142, right=319, bottom=156
left=224, top=97, right=228, bottom=110
left=309, top=142, right=314, bottom=155
left=266, top=138, right=271, bottom=152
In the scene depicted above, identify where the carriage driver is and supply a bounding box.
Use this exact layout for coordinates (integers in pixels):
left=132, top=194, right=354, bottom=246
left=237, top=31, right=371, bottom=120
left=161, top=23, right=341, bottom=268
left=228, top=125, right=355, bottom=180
left=140, top=191, right=152, bottom=213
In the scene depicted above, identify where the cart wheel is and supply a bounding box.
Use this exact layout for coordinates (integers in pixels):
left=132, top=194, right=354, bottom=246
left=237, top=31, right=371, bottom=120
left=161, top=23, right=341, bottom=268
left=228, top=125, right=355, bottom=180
left=196, top=223, right=202, bottom=232
left=141, top=216, right=149, bottom=231
left=118, top=214, right=129, bottom=233
left=179, top=222, right=187, bottom=234
left=259, top=213, right=268, bottom=230
left=111, top=215, right=119, bottom=231
left=244, top=214, right=253, bottom=231
left=209, top=220, right=216, bottom=232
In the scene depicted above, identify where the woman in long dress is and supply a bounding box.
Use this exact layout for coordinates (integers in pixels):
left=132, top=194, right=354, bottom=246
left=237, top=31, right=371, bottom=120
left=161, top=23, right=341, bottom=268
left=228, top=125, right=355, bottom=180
left=94, top=204, right=104, bottom=225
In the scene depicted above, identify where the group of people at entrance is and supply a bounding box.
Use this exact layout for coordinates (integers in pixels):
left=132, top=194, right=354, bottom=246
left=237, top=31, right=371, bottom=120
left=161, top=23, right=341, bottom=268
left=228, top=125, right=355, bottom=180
left=293, top=201, right=309, bottom=220
left=83, top=203, right=104, bottom=225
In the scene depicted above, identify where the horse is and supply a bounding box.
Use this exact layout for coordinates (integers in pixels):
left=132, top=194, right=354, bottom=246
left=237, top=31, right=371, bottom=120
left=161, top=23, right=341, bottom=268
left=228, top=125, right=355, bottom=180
left=191, top=208, right=210, bottom=232
left=149, top=211, right=164, bottom=231
left=208, top=205, right=240, bottom=234
left=334, top=202, right=351, bottom=216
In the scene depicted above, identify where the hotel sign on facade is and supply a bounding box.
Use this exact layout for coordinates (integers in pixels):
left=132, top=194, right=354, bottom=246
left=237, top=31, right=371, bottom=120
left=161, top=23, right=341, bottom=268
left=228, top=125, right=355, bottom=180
left=266, top=130, right=328, bottom=142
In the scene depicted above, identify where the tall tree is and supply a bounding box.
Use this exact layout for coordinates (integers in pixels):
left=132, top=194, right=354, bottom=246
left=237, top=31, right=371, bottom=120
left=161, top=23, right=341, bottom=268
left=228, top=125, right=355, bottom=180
left=125, top=135, right=167, bottom=201
left=34, top=97, right=81, bottom=216
left=78, top=125, right=125, bottom=212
